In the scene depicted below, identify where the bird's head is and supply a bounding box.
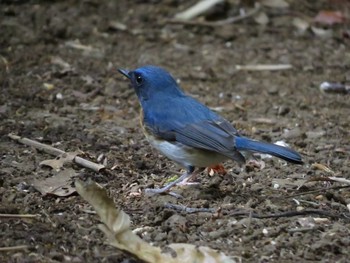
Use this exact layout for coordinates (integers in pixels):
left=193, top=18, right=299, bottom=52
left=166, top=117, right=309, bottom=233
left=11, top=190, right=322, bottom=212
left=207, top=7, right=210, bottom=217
left=118, top=65, right=184, bottom=102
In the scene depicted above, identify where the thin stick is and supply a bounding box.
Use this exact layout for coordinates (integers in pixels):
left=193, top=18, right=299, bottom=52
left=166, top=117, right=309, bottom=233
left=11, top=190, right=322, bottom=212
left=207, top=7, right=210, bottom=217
left=8, top=134, right=105, bottom=173
left=168, top=3, right=260, bottom=27
left=228, top=209, right=348, bottom=220
left=0, top=213, right=39, bottom=219
left=236, top=64, right=293, bottom=71
left=174, top=0, right=224, bottom=21
left=0, top=245, right=29, bottom=252
left=329, top=176, right=350, bottom=185
left=164, top=203, right=349, bottom=220
left=287, top=185, right=350, bottom=198
left=164, top=203, right=216, bottom=213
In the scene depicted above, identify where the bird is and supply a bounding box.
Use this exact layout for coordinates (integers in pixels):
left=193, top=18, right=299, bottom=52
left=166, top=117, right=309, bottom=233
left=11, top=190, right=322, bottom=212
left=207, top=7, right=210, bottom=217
left=118, top=65, right=303, bottom=196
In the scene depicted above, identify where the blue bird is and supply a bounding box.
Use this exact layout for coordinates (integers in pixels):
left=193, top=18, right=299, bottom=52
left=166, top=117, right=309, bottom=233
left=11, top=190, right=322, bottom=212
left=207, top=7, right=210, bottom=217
left=118, top=66, right=302, bottom=196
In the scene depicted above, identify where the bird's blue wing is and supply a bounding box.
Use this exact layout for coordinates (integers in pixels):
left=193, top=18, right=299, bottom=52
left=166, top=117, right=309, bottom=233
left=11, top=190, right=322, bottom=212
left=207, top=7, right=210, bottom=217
left=143, top=96, right=245, bottom=162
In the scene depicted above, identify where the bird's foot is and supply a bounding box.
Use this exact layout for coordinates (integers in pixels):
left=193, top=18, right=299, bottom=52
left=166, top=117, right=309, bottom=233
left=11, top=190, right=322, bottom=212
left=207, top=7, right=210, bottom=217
left=144, top=187, right=183, bottom=198
left=143, top=168, right=205, bottom=198
left=176, top=178, right=200, bottom=186
left=246, top=159, right=266, bottom=171
left=143, top=171, right=192, bottom=198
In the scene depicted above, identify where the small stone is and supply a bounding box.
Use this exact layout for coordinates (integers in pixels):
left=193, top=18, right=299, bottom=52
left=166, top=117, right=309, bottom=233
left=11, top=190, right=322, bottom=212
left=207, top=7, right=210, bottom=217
left=278, top=106, right=290, bottom=116
left=314, top=195, right=324, bottom=200
left=296, top=206, right=304, bottom=211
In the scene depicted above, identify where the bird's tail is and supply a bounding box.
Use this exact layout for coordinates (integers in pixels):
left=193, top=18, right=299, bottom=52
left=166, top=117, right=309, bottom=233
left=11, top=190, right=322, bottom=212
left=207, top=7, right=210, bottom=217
left=235, top=136, right=303, bottom=164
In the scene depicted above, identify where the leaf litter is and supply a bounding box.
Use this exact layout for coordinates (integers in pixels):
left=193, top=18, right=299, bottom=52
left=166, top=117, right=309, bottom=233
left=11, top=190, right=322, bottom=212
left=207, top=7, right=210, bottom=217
left=75, top=180, right=236, bottom=263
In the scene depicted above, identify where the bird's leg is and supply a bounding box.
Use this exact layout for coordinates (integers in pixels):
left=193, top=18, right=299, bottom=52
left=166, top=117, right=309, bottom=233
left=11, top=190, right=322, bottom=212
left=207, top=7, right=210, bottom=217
left=144, top=171, right=192, bottom=196
left=144, top=166, right=202, bottom=197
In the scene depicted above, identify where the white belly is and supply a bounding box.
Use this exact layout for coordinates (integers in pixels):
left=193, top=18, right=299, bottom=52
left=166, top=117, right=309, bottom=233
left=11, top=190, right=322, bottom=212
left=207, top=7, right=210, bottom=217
left=148, top=136, right=228, bottom=168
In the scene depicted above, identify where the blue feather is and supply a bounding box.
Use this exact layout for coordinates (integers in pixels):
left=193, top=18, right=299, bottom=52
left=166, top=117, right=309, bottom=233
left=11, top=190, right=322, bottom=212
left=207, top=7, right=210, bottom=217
left=235, top=137, right=302, bottom=164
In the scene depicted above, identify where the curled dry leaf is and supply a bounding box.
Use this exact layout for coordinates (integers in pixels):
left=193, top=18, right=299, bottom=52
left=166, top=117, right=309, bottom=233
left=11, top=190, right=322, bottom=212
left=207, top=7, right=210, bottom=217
left=311, top=163, right=334, bottom=174
left=75, top=180, right=236, bottom=263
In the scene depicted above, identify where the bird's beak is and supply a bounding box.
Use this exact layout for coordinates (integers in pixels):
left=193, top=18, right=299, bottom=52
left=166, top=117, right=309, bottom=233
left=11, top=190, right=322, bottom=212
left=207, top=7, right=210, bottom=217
left=118, top=68, right=130, bottom=79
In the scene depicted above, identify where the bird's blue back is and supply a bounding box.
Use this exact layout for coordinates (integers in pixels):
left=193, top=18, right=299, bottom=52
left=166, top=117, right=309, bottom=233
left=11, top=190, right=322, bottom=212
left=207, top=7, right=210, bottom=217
left=142, top=93, right=223, bottom=133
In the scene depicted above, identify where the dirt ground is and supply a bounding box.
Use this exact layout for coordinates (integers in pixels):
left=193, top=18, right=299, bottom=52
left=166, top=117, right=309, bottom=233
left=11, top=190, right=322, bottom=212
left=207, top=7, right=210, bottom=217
left=1, top=0, right=350, bottom=262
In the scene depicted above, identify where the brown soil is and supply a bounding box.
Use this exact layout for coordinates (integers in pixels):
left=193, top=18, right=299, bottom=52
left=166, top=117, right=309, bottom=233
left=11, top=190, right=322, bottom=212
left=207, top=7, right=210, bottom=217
left=1, top=1, right=350, bottom=262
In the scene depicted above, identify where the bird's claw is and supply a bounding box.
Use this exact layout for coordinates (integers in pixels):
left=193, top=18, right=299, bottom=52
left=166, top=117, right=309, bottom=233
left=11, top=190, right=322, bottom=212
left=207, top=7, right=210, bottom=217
left=144, top=187, right=183, bottom=198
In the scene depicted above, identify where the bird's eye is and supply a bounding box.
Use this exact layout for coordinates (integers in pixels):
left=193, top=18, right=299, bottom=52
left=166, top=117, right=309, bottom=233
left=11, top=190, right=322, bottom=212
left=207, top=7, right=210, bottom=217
left=136, top=74, right=143, bottom=85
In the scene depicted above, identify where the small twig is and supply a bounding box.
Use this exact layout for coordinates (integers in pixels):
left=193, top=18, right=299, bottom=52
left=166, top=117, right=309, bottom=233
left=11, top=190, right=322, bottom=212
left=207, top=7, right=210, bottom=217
left=8, top=134, right=105, bottom=173
left=41, top=210, right=57, bottom=228
left=229, top=209, right=348, bottom=220
left=287, top=185, right=350, bottom=198
left=245, top=210, right=253, bottom=234
left=236, top=64, right=293, bottom=71
left=0, top=245, right=29, bottom=252
left=328, top=177, right=350, bottom=185
left=0, top=213, right=39, bottom=219
left=174, top=0, right=224, bottom=21
left=287, top=227, right=320, bottom=233
left=164, top=202, right=348, bottom=220
left=0, top=55, right=10, bottom=73
left=164, top=203, right=216, bottom=213
left=168, top=3, right=260, bottom=27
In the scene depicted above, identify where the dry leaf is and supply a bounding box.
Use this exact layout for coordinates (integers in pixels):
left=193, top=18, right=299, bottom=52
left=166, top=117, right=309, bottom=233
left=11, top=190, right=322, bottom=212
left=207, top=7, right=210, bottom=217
left=246, top=159, right=266, bottom=170
left=40, top=151, right=81, bottom=170
left=75, top=180, right=236, bottom=263
left=311, top=163, right=334, bottom=174
left=272, top=178, right=307, bottom=189
left=51, top=56, right=72, bottom=70
left=297, top=217, right=330, bottom=228
left=33, top=168, right=77, bottom=196
left=43, top=83, right=55, bottom=90
left=260, top=0, right=289, bottom=8
left=297, top=217, right=316, bottom=228
left=292, top=17, right=310, bottom=32
left=254, top=12, right=269, bottom=25
left=207, top=164, right=227, bottom=175
left=314, top=10, right=345, bottom=25
left=311, top=26, right=333, bottom=38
